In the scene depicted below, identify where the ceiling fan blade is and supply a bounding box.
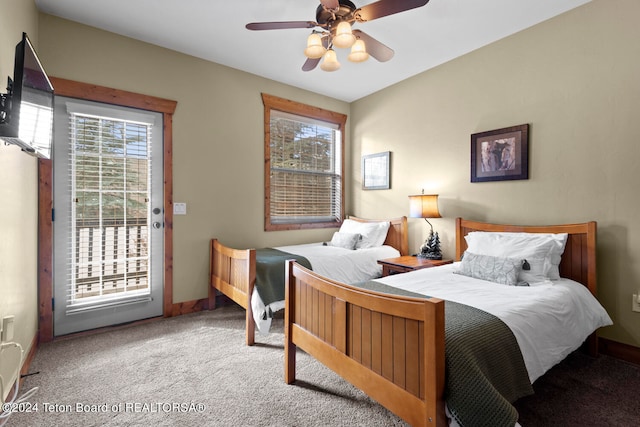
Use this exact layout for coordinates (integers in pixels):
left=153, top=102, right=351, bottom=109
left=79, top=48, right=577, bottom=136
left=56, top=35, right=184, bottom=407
left=353, top=30, right=394, bottom=62
left=319, top=0, right=340, bottom=10
left=302, top=57, right=321, bottom=72
left=356, top=0, right=429, bottom=22
left=246, top=21, right=317, bottom=30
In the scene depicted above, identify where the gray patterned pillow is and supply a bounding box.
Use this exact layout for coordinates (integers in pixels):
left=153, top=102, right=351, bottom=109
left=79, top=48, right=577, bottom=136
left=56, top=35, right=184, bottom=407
left=454, top=252, right=524, bottom=286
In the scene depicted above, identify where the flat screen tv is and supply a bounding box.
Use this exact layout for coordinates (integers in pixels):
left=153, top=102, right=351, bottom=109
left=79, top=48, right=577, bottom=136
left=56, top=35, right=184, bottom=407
left=0, top=32, right=54, bottom=159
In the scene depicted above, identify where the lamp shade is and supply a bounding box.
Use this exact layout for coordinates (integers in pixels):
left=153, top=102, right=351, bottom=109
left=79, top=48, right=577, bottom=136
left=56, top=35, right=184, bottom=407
left=304, top=33, right=326, bottom=59
left=348, top=39, right=369, bottom=62
left=332, top=21, right=356, bottom=48
left=320, top=49, right=340, bottom=71
left=409, top=194, right=441, bottom=219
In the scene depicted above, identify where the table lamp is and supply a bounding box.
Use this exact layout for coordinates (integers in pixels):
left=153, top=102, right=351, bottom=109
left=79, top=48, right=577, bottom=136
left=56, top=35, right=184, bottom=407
left=408, top=192, right=442, bottom=260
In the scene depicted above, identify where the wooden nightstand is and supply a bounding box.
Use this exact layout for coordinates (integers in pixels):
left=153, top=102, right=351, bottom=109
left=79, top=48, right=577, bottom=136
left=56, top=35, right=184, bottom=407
left=377, top=256, right=453, bottom=277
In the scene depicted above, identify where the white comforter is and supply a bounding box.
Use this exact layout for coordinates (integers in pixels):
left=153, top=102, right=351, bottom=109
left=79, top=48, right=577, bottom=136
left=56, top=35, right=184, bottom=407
left=375, top=262, right=613, bottom=382
left=252, top=244, right=400, bottom=332
left=275, top=243, right=400, bottom=284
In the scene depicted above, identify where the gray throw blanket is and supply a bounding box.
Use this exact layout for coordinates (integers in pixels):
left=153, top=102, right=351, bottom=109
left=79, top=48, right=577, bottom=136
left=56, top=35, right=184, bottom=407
left=356, top=280, right=534, bottom=427
left=255, top=248, right=312, bottom=307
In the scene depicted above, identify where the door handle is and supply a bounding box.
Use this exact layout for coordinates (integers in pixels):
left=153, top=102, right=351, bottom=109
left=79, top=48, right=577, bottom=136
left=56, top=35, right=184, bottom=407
left=152, top=222, right=162, bottom=229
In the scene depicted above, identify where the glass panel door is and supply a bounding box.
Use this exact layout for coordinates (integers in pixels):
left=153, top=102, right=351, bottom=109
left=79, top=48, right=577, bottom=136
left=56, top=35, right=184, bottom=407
left=53, top=97, right=163, bottom=335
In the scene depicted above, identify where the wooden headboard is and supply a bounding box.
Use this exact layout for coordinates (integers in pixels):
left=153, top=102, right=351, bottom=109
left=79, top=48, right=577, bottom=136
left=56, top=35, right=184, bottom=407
left=349, top=216, right=409, bottom=256
left=455, top=218, right=597, bottom=297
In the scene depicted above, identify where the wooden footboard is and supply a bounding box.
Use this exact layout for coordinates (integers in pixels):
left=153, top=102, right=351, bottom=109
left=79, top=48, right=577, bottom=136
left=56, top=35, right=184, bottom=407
left=210, top=239, right=256, bottom=345
left=284, top=260, right=447, bottom=426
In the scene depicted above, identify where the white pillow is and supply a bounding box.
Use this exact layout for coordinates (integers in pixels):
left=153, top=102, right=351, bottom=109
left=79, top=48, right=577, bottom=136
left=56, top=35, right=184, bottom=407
left=339, top=219, right=390, bottom=249
left=328, top=232, right=360, bottom=250
left=464, top=231, right=568, bottom=282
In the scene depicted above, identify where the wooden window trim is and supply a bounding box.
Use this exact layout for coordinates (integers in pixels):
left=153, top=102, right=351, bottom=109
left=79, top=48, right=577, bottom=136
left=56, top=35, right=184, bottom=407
left=262, top=93, right=346, bottom=231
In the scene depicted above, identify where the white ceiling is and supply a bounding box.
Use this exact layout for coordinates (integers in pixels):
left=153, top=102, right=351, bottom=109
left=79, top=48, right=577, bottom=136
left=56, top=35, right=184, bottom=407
left=35, top=0, right=591, bottom=102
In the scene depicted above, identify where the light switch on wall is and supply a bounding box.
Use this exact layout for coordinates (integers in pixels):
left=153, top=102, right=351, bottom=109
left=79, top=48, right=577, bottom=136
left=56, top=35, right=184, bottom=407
left=173, top=203, right=187, bottom=215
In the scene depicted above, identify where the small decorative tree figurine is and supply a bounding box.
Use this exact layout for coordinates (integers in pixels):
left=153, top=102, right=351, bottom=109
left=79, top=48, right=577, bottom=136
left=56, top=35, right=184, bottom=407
left=419, top=230, right=442, bottom=260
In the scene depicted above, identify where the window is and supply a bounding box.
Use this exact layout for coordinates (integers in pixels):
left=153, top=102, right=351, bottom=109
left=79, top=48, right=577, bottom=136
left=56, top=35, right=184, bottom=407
left=262, top=93, right=347, bottom=231
left=69, top=112, right=152, bottom=304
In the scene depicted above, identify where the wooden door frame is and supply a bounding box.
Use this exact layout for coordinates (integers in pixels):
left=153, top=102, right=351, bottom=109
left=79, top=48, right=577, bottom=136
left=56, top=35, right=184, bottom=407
left=38, top=77, right=177, bottom=342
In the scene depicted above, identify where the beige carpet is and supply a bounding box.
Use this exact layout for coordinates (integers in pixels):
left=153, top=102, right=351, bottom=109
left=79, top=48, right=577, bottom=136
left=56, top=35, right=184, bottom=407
left=7, top=304, right=640, bottom=426
left=7, top=305, right=407, bottom=427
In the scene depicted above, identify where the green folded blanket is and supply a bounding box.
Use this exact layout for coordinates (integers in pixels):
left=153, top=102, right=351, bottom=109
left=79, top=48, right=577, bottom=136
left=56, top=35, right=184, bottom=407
left=255, top=248, right=312, bottom=306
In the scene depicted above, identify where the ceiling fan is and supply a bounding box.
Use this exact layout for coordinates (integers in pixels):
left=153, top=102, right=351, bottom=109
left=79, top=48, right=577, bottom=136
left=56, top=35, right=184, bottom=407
left=246, top=0, right=430, bottom=72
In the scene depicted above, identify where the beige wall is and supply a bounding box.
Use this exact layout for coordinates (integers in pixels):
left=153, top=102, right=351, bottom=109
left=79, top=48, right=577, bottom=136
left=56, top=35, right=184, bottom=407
left=0, top=0, right=40, bottom=365
left=350, top=0, right=640, bottom=346
left=37, top=14, right=350, bottom=304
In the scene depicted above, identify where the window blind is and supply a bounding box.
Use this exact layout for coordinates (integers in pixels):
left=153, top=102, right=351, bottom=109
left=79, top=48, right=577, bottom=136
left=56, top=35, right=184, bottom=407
left=269, top=111, right=342, bottom=224
left=63, top=107, right=155, bottom=313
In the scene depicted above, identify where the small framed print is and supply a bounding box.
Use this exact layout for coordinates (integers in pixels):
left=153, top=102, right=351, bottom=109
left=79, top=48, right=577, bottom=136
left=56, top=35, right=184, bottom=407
left=471, top=124, right=529, bottom=182
left=362, top=151, right=390, bottom=190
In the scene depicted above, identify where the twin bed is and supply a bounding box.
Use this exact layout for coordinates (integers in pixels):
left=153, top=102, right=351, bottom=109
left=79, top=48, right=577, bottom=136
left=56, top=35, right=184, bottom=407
left=210, top=217, right=612, bottom=426
left=210, top=216, right=408, bottom=345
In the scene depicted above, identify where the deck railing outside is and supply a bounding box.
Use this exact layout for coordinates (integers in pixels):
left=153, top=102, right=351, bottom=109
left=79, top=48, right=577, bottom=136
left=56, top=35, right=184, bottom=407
left=74, top=217, right=149, bottom=300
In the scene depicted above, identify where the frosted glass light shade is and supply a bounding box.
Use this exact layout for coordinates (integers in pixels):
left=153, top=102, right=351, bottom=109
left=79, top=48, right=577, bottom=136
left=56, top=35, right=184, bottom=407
left=348, top=39, right=369, bottom=62
left=320, top=49, right=340, bottom=71
left=304, top=33, right=326, bottom=59
left=332, top=21, right=356, bottom=48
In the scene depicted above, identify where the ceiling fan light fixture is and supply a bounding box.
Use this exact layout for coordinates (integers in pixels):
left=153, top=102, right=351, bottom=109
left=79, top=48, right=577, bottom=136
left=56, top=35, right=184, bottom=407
left=247, top=0, right=430, bottom=72
left=348, top=39, right=369, bottom=62
left=320, top=49, right=340, bottom=72
left=304, top=33, right=327, bottom=59
left=332, top=21, right=356, bottom=49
